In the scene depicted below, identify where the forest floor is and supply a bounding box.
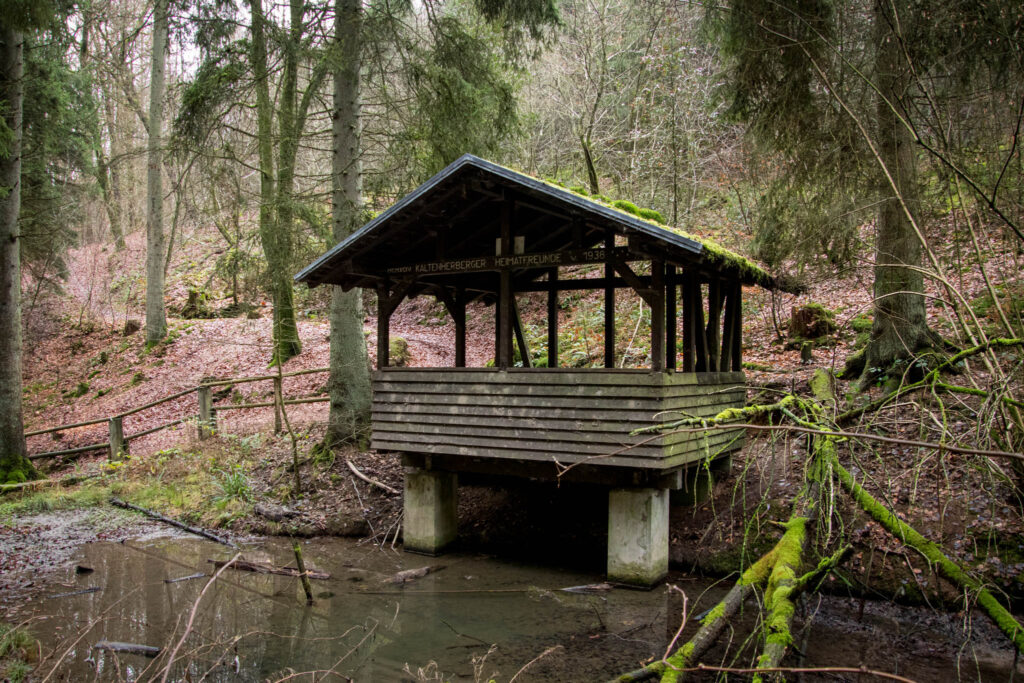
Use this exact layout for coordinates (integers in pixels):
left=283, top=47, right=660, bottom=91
left=4, top=222, right=1024, bottom=676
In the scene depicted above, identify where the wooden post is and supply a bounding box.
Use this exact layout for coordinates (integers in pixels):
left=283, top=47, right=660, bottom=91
left=273, top=376, right=283, bottom=434
left=109, top=416, right=126, bottom=461
left=604, top=232, right=615, bottom=368
left=732, top=283, right=743, bottom=371
left=666, top=265, right=677, bottom=371
left=377, top=284, right=390, bottom=369
left=197, top=385, right=215, bottom=440
left=454, top=288, right=466, bottom=368
left=547, top=267, right=558, bottom=368
left=650, top=259, right=665, bottom=372
left=693, top=281, right=708, bottom=372
left=512, top=296, right=531, bottom=367
left=706, top=279, right=722, bottom=372
left=681, top=274, right=697, bottom=372
left=497, top=201, right=513, bottom=368
left=721, top=282, right=736, bottom=374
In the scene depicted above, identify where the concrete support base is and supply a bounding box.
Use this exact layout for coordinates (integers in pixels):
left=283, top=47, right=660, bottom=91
left=607, top=487, right=669, bottom=587
left=403, top=468, right=458, bottom=555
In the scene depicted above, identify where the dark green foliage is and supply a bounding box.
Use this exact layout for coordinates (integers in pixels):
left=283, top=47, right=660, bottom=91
left=18, top=31, right=97, bottom=275
left=365, top=0, right=558, bottom=194
left=469, top=0, right=559, bottom=44
left=708, top=0, right=869, bottom=270
left=174, top=45, right=248, bottom=145
left=376, top=14, right=522, bottom=180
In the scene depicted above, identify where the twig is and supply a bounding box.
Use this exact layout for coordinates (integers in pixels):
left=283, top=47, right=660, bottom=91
left=159, top=553, right=241, bottom=683
left=692, top=664, right=918, bottom=682
left=663, top=423, right=1024, bottom=461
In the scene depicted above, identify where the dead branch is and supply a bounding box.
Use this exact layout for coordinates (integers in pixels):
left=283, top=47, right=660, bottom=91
left=207, top=558, right=330, bottom=580
left=110, top=497, right=239, bottom=548
left=346, top=458, right=400, bottom=495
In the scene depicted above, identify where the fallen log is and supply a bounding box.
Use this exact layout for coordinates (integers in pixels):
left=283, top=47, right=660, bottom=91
left=48, top=586, right=101, bottom=599
left=207, top=558, right=330, bottom=580
left=384, top=565, right=445, bottom=584
left=109, top=497, right=238, bottom=549
left=93, top=641, right=162, bottom=658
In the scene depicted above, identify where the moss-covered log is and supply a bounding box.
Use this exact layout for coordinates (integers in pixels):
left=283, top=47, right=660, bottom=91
left=833, top=457, right=1024, bottom=655
left=752, top=517, right=808, bottom=681
left=612, top=549, right=777, bottom=683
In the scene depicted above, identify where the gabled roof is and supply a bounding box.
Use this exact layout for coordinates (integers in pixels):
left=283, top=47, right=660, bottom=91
left=295, top=154, right=777, bottom=291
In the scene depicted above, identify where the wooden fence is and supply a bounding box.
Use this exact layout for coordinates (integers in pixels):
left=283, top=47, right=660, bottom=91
left=26, top=367, right=332, bottom=462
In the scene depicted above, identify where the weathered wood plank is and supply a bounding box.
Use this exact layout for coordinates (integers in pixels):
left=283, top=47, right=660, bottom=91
left=370, top=395, right=743, bottom=422
left=375, top=367, right=745, bottom=382
left=371, top=433, right=742, bottom=469
left=371, top=378, right=742, bottom=398
left=371, top=420, right=667, bottom=447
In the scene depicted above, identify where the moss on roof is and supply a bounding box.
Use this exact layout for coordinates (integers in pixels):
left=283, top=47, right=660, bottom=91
left=531, top=168, right=776, bottom=289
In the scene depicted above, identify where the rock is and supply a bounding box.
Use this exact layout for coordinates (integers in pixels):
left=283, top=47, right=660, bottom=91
left=122, top=319, right=141, bottom=336
left=254, top=503, right=300, bottom=522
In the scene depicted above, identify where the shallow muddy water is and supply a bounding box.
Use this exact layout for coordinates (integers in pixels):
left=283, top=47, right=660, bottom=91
left=7, top=532, right=1023, bottom=682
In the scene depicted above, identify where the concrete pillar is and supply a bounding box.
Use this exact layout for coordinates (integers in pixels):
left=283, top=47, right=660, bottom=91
left=607, top=487, right=669, bottom=587
left=403, top=468, right=458, bottom=555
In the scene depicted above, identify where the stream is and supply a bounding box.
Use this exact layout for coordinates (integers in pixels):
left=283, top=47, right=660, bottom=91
left=6, top=530, right=1023, bottom=681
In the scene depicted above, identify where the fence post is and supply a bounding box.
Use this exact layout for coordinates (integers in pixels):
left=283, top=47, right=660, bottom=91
left=273, top=377, right=283, bottom=434
left=197, top=386, right=215, bottom=440
left=109, top=416, right=127, bottom=461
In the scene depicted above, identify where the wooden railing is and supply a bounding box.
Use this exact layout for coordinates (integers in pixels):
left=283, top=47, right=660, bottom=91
left=26, top=367, right=331, bottom=462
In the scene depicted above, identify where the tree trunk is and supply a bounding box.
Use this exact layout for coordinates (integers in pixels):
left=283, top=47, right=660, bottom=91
left=250, top=0, right=302, bottom=365
left=863, top=0, right=930, bottom=381
left=326, top=0, right=373, bottom=442
left=0, top=27, right=36, bottom=484
left=145, top=0, right=168, bottom=345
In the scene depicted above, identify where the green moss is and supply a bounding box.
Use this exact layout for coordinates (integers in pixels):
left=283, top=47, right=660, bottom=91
left=636, top=207, right=665, bottom=224
left=62, top=381, right=90, bottom=399
left=389, top=337, right=412, bottom=367
left=808, top=369, right=835, bottom=403
left=850, top=313, right=873, bottom=334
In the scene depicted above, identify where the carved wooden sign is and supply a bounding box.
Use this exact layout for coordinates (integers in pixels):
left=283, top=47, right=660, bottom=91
left=385, top=246, right=635, bottom=276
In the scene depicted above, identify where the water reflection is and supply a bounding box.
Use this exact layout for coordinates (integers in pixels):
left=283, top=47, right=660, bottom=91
left=21, top=536, right=672, bottom=681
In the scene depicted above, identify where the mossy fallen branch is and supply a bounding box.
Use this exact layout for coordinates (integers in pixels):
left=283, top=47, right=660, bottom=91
left=833, top=457, right=1024, bottom=655
left=612, top=548, right=778, bottom=683
left=752, top=517, right=808, bottom=682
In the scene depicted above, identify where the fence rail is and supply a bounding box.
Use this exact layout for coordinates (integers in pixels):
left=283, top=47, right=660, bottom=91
left=26, top=367, right=331, bottom=462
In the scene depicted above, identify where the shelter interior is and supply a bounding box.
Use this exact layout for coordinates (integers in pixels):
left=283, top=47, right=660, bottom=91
left=297, top=155, right=777, bottom=585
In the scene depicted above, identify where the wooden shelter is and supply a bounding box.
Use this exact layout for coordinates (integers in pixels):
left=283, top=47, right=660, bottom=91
left=297, top=154, right=779, bottom=585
